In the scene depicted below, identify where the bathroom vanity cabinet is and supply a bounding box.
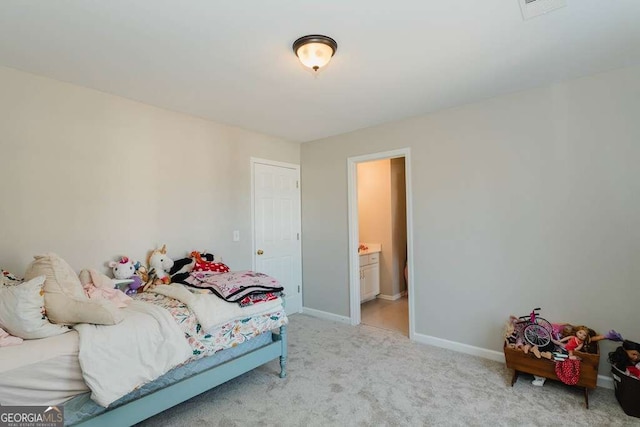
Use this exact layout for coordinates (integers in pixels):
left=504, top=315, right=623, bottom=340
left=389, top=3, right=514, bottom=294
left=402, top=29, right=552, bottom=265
left=359, top=251, right=380, bottom=302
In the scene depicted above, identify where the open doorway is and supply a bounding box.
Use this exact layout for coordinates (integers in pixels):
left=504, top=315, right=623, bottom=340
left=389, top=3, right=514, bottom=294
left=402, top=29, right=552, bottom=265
left=358, top=158, right=408, bottom=335
left=347, top=148, right=414, bottom=339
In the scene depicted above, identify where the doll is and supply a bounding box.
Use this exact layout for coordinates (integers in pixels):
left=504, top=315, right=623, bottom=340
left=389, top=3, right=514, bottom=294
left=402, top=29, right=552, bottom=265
left=608, top=340, right=640, bottom=378
left=556, top=326, right=589, bottom=359
left=555, top=326, right=623, bottom=359
left=504, top=316, right=522, bottom=349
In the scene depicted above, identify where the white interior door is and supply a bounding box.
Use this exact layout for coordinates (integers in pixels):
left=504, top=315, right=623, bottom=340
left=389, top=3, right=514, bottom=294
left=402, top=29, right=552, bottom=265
left=252, top=160, right=302, bottom=314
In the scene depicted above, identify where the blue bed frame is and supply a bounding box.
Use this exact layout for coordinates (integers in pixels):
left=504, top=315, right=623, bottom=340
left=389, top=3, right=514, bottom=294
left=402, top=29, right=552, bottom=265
left=72, top=324, right=287, bottom=426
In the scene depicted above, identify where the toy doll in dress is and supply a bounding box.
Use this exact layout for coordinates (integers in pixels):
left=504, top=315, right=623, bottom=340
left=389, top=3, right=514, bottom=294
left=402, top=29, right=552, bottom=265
left=556, top=326, right=589, bottom=359
left=609, top=340, right=640, bottom=378
left=555, top=326, right=623, bottom=359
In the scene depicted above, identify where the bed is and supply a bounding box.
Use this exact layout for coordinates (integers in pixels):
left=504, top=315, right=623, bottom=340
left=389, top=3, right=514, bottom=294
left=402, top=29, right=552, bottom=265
left=0, top=256, right=288, bottom=427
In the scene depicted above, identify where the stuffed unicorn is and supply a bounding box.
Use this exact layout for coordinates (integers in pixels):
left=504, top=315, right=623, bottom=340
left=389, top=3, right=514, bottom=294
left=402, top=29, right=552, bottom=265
left=143, top=244, right=174, bottom=291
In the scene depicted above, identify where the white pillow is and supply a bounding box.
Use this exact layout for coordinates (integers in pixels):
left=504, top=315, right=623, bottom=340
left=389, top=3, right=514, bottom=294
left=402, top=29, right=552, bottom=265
left=24, top=253, right=123, bottom=325
left=0, top=275, right=69, bottom=339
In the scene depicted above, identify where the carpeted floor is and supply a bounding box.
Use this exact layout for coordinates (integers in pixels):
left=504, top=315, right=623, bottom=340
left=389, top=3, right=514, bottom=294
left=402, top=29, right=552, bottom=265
left=138, top=314, right=638, bottom=426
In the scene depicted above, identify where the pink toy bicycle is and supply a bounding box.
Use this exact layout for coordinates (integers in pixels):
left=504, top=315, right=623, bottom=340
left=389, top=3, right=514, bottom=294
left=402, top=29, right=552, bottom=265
left=517, top=307, right=553, bottom=348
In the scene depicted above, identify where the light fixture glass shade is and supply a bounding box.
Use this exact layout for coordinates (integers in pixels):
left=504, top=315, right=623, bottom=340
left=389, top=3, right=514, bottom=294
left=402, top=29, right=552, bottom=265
left=296, top=42, right=334, bottom=71
left=293, top=35, right=337, bottom=72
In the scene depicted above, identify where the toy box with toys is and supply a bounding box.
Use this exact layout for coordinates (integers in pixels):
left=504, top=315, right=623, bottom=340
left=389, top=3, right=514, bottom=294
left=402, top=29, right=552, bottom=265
left=502, top=309, right=624, bottom=409
left=611, top=365, right=640, bottom=418
left=609, top=340, right=640, bottom=418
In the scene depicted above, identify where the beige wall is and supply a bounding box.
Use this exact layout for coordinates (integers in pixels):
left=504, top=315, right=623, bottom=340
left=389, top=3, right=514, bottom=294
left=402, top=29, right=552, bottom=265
left=0, top=66, right=299, bottom=275
left=390, top=157, right=407, bottom=295
left=301, top=64, right=640, bottom=372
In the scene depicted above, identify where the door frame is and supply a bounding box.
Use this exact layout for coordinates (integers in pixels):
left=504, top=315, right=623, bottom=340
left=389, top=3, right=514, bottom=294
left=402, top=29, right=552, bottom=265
left=347, top=148, right=414, bottom=339
left=250, top=157, right=303, bottom=313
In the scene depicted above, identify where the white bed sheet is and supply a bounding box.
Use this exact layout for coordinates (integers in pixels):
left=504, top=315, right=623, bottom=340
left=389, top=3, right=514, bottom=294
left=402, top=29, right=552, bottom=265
left=0, top=330, right=90, bottom=406
left=74, top=300, right=192, bottom=407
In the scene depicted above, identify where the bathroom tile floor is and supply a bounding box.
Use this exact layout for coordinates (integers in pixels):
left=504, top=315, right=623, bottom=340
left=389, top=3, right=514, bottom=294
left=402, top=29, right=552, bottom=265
left=361, top=295, right=409, bottom=336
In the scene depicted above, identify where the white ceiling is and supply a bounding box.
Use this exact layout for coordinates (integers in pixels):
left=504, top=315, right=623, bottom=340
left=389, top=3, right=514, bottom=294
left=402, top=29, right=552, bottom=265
left=1, top=1, right=639, bottom=142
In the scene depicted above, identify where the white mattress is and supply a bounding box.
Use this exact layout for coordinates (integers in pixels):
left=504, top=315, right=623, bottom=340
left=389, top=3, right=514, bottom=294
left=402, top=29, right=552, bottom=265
left=0, top=330, right=89, bottom=405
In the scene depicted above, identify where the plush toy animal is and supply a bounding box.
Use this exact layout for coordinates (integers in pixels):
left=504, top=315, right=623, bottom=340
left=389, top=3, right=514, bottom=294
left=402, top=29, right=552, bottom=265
left=108, top=256, right=143, bottom=295
left=167, top=251, right=220, bottom=284
left=143, top=245, right=174, bottom=291
left=191, top=251, right=230, bottom=273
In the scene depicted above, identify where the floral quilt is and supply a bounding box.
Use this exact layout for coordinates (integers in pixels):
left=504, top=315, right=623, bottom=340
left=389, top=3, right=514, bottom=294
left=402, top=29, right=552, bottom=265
left=133, top=292, right=287, bottom=360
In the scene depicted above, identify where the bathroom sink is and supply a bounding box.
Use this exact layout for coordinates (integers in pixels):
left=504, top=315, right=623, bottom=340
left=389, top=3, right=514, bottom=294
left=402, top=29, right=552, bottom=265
left=358, top=243, right=381, bottom=254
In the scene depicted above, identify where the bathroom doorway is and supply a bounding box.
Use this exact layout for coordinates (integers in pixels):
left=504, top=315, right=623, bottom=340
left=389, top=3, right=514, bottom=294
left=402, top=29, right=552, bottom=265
left=347, top=148, right=414, bottom=339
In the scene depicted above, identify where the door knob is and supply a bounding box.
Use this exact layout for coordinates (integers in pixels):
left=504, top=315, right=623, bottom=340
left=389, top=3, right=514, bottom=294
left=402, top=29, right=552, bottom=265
left=257, top=249, right=264, bottom=255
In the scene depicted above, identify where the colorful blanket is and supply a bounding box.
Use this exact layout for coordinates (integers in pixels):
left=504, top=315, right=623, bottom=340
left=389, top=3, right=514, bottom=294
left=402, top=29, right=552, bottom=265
left=180, top=270, right=284, bottom=303
left=134, top=292, right=288, bottom=359
left=238, top=291, right=282, bottom=307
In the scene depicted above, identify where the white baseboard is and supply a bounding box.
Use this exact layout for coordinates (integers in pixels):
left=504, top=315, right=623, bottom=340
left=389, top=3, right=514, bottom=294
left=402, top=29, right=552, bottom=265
left=299, top=312, right=615, bottom=390
left=377, top=293, right=403, bottom=301
left=412, top=332, right=614, bottom=389
left=596, top=375, right=613, bottom=389
left=302, top=306, right=351, bottom=324
left=412, top=332, right=505, bottom=363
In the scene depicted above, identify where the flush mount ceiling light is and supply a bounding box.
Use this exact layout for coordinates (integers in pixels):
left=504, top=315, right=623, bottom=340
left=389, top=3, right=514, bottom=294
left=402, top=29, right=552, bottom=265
left=292, top=35, right=338, bottom=72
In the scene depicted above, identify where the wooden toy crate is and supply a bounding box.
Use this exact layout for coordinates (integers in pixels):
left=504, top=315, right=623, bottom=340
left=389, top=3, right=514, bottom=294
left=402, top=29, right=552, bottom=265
left=504, top=342, right=599, bottom=408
